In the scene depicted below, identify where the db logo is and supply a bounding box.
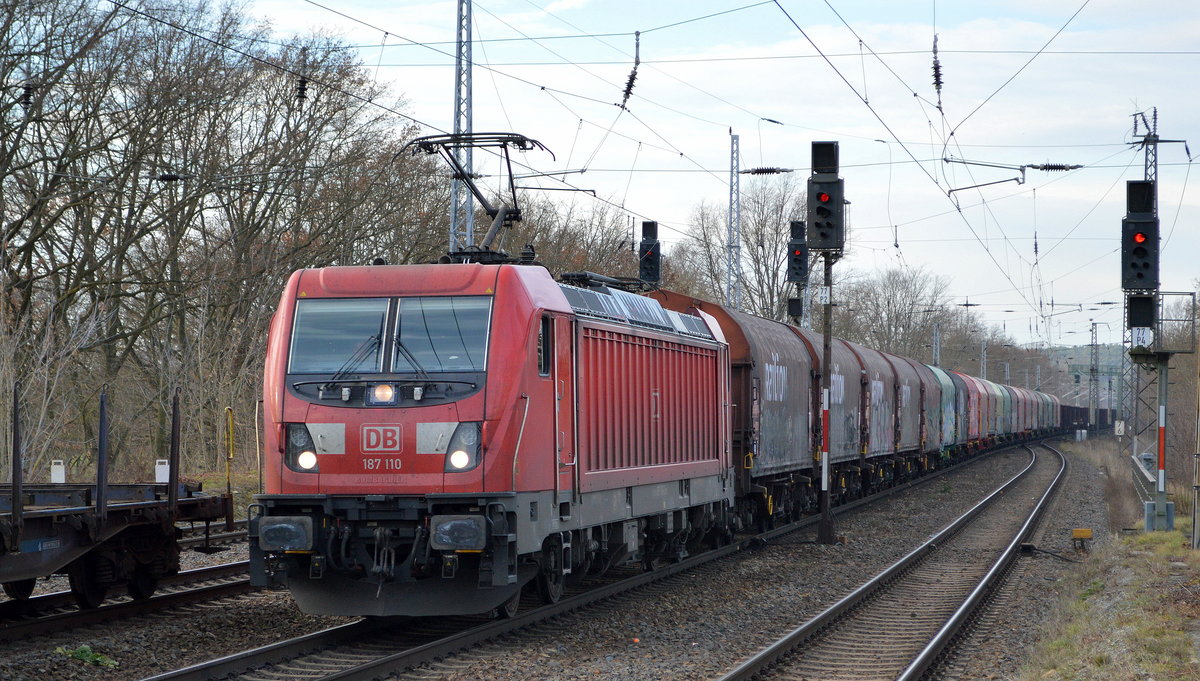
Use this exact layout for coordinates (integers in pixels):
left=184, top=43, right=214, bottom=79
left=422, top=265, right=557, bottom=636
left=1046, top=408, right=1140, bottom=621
left=362, top=424, right=402, bottom=453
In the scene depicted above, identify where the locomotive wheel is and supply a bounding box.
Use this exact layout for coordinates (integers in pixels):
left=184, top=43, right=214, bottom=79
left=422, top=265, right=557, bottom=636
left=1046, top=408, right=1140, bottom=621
left=537, top=540, right=565, bottom=604
left=68, top=561, right=108, bottom=609
left=2, top=578, right=36, bottom=601
left=126, top=564, right=158, bottom=601
left=497, top=589, right=522, bottom=618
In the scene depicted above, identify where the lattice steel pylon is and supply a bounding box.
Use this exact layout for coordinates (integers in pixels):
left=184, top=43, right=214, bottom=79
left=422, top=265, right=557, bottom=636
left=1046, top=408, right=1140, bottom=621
left=450, top=0, right=475, bottom=249
left=1089, top=323, right=1100, bottom=426
left=726, top=132, right=743, bottom=309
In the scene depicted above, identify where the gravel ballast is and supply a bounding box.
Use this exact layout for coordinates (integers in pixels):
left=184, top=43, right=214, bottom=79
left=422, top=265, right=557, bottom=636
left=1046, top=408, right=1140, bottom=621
left=0, top=442, right=1111, bottom=681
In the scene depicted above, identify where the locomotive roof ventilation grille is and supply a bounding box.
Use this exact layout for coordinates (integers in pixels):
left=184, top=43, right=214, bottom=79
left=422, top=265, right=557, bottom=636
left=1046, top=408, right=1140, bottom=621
left=558, top=284, right=712, bottom=339
left=559, top=284, right=627, bottom=322
left=606, top=288, right=674, bottom=331
left=665, top=310, right=715, bottom=339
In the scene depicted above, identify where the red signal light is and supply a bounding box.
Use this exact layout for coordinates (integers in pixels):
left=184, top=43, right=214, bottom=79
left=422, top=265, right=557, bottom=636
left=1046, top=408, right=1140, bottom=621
left=1133, top=232, right=1148, bottom=244
left=817, top=192, right=831, bottom=203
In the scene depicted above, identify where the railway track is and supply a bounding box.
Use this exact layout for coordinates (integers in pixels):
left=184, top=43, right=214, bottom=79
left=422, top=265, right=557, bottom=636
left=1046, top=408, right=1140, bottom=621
left=715, top=443, right=1066, bottom=681
left=140, top=442, right=1041, bottom=681
left=178, top=518, right=249, bottom=550
left=0, top=562, right=251, bottom=642
left=179, top=526, right=248, bottom=550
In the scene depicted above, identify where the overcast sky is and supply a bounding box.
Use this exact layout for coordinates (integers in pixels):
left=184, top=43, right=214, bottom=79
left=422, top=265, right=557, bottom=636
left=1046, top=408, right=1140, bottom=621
left=244, top=0, right=1199, bottom=348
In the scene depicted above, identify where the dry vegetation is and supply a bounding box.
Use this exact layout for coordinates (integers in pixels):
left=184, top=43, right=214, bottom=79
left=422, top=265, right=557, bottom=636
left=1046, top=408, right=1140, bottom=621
left=1016, top=525, right=1199, bottom=681
left=1016, top=438, right=1200, bottom=681
left=1058, top=438, right=1152, bottom=531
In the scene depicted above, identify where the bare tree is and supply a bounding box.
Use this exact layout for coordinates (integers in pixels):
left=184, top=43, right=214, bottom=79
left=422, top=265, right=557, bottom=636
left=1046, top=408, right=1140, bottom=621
left=1, top=0, right=446, bottom=478
left=501, top=193, right=635, bottom=277
left=671, top=176, right=806, bottom=318
left=664, top=199, right=727, bottom=301
left=834, top=267, right=954, bottom=358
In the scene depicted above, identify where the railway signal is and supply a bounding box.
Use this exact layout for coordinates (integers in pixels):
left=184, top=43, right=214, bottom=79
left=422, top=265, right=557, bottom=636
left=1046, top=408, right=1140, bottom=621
left=806, top=142, right=845, bottom=253
left=804, top=141, right=843, bottom=545
left=786, top=221, right=808, bottom=283
left=638, top=220, right=661, bottom=283
left=1120, top=218, right=1159, bottom=290
left=806, top=179, right=845, bottom=251
left=1121, top=180, right=1158, bottom=291
left=1126, top=293, right=1156, bottom=332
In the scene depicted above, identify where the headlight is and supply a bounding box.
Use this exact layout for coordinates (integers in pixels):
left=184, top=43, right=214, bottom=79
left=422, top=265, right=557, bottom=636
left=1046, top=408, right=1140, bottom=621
left=444, top=421, right=482, bottom=472
left=448, top=449, right=471, bottom=469
left=366, top=383, right=397, bottom=406
left=285, top=424, right=319, bottom=473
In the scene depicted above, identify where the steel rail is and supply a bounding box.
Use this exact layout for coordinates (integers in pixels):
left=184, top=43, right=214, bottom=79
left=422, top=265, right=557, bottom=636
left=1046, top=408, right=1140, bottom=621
left=895, top=442, right=1067, bottom=680
left=140, top=440, right=1045, bottom=681
left=713, top=442, right=1064, bottom=681
left=178, top=528, right=248, bottom=550
left=0, top=562, right=250, bottom=641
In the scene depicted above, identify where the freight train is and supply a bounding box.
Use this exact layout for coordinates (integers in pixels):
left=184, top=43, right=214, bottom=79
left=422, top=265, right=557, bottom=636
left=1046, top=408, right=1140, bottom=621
left=249, top=261, right=1089, bottom=617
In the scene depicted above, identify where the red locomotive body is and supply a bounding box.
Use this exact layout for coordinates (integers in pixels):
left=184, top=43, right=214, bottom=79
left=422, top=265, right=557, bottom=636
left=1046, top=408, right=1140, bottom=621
left=251, top=264, right=732, bottom=616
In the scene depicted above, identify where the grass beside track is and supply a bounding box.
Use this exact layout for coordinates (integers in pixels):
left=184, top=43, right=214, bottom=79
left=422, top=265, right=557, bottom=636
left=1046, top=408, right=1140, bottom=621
left=1015, top=436, right=1199, bottom=681
left=1016, top=525, right=1199, bottom=681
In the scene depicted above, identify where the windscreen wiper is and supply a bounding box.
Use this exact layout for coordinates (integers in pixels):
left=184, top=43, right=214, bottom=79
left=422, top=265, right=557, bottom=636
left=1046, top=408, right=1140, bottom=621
left=394, top=339, right=434, bottom=382
left=322, top=335, right=381, bottom=390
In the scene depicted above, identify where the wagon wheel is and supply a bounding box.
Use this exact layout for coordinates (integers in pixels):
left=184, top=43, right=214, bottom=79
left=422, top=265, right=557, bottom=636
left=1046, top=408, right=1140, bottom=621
left=2, top=578, right=36, bottom=601
left=537, top=538, right=565, bottom=604
left=126, top=563, right=158, bottom=601
left=67, top=561, right=108, bottom=609
left=756, top=495, right=775, bottom=533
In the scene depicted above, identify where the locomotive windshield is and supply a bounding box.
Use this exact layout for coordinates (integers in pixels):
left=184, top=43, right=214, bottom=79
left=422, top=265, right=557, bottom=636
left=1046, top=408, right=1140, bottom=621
left=393, top=297, right=491, bottom=372
left=289, top=298, right=387, bottom=374
left=288, top=296, right=491, bottom=375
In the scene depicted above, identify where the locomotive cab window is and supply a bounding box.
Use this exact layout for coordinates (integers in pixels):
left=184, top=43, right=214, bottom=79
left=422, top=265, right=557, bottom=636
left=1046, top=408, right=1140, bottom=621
left=393, top=296, right=492, bottom=373
left=289, top=298, right=388, bottom=374
left=537, top=315, right=552, bottom=376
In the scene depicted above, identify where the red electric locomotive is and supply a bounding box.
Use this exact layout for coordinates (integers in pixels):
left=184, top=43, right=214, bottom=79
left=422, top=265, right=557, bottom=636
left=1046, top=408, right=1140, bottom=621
left=250, top=263, right=733, bottom=616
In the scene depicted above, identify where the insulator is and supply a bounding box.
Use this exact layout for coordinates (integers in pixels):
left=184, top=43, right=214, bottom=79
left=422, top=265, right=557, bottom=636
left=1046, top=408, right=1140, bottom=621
left=1028, top=163, right=1082, bottom=172
left=619, top=31, right=640, bottom=109
left=297, top=76, right=308, bottom=101
left=931, top=34, right=943, bottom=93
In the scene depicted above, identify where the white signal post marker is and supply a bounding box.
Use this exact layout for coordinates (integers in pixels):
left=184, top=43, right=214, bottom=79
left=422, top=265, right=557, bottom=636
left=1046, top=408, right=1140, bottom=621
left=821, top=387, right=830, bottom=492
